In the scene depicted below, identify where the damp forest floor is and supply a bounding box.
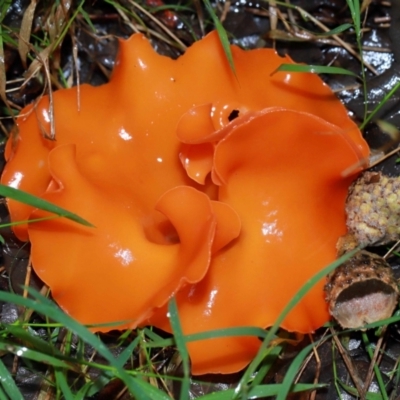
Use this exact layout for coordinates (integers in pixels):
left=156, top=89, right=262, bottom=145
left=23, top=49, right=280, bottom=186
left=0, top=0, right=400, bottom=399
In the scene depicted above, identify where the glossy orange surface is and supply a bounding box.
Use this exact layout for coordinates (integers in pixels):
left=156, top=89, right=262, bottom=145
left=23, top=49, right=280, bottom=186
left=149, top=108, right=366, bottom=374
left=1, top=31, right=369, bottom=374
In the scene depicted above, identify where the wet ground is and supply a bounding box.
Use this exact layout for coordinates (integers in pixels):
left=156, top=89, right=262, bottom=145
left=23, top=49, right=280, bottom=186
left=1, top=0, right=400, bottom=399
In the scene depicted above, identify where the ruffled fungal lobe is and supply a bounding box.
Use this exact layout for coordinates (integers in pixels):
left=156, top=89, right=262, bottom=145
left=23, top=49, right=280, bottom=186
left=27, top=144, right=222, bottom=330
left=1, top=32, right=371, bottom=374
left=2, top=32, right=368, bottom=241
left=149, top=108, right=368, bottom=375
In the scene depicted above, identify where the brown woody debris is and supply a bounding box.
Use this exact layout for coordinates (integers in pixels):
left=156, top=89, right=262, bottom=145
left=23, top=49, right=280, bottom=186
left=345, top=171, right=400, bottom=247
left=325, top=251, right=398, bottom=329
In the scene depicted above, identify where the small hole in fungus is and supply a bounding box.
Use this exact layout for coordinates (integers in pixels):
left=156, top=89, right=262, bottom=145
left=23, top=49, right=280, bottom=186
left=228, top=109, right=239, bottom=121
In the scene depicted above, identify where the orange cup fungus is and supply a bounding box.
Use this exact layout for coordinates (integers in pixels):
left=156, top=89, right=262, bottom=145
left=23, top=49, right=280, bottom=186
left=1, top=31, right=369, bottom=375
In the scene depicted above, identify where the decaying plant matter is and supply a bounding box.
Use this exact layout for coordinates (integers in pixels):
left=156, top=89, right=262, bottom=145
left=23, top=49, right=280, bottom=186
left=326, top=250, right=399, bottom=329
left=326, top=170, right=400, bottom=329
left=344, top=171, right=400, bottom=248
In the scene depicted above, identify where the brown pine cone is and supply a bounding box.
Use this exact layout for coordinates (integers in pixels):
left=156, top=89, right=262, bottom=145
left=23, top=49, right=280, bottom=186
left=325, top=251, right=399, bottom=329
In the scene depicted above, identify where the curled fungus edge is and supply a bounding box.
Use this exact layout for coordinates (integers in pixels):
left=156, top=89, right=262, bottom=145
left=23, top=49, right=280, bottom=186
left=1, top=31, right=369, bottom=375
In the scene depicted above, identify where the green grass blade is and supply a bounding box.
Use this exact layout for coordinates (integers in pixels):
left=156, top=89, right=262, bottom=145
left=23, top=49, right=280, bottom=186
left=133, top=336, right=173, bottom=349
left=345, top=0, right=368, bottom=120
left=0, top=289, right=150, bottom=399
left=78, top=6, right=96, bottom=32
left=0, top=341, right=74, bottom=369
left=54, top=368, right=75, bottom=400
left=250, top=341, right=285, bottom=387
left=0, top=1, right=12, bottom=24
left=168, top=297, right=190, bottom=400
left=237, top=247, right=361, bottom=395
left=361, top=331, right=389, bottom=400
left=275, top=341, right=319, bottom=400
left=0, top=386, right=9, bottom=400
left=268, top=247, right=360, bottom=341
left=362, top=313, right=400, bottom=330
left=115, top=334, right=142, bottom=368
left=141, top=327, right=165, bottom=343
left=198, top=383, right=327, bottom=400
left=84, top=375, right=115, bottom=398
left=3, top=324, right=64, bottom=356
left=338, top=380, right=383, bottom=400
left=0, top=357, right=24, bottom=400
left=285, top=22, right=352, bottom=38
left=0, top=184, right=94, bottom=227
left=203, top=0, right=236, bottom=75
left=186, top=326, right=267, bottom=342
left=0, top=216, right=69, bottom=229
left=346, top=0, right=360, bottom=37
left=254, top=383, right=327, bottom=398
left=145, top=326, right=268, bottom=349
left=75, top=375, right=101, bottom=400
left=317, top=23, right=353, bottom=36
left=272, top=64, right=359, bottom=77
left=132, top=380, right=172, bottom=400
left=53, top=1, right=86, bottom=50
left=359, top=80, right=400, bottom=130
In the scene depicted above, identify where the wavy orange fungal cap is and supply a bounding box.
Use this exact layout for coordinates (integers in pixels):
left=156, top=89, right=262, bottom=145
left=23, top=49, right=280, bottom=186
left=148, top=108, right=369, bottom=375
left=27, top=144, right=220, bottom=329
left=2, top=31, right=367, bottom=241
left=1, top=32, right=370, bottom=373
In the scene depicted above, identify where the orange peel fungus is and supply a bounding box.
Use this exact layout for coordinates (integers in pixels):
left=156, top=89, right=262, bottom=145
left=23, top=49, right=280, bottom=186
left=1, top=31, right=369, bottom=374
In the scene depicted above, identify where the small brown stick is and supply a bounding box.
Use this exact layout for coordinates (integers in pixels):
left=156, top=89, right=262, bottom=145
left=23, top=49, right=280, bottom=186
left=341, top=157, right=370, bottom=178
left=331, top=327, right=365, bottom=397
left=295, top=331, right=327, bottom=382
left=40, top=55, right=56, bottom=140
left=363, top=45, right=391, bottom=52
left=368, top=146, right=400, bottom=169
left=115, top=386, right=129, bottom=400
left=114, top=5, right=141, bottom=34
left=284, top=0, right=298, bottom=31
left=0, top=120, right=8, bottom=137
left=22, top=259, right=32, bottom=299
left=114, top=6, right=184, bottom=49
left=21, top=41, right=56, bottom=140
left=18, top=0, right=38, bottom=69
left=361, top=0, right=373, bottom=13
left=374, top=16, right=390, bottom=23
left=309, top=334, right=321, bottom=400
left=0, top=37, right=17, bottom=127
left=155, top=359, right=175, bottom=397
left=332, top=83, right=361, bottom=94
left=11, top=354, right=19, bottom=380
left=193, top=0, right=205, bottom=36
left=76, top=347, right=98, bottom=384
left=294, top=333, right=324, bottom=400
left=273, top=6, right=292, bottom=35
left=383, top=239, right=400, bottom=259
left=267, top=2, right=379, bottom=75
left=220, top=0, right=231, bottom=23
left=21, top=284, right=50, bottom=324
left=296, top=7, right=378, bottom=75
left=268, top=0, right=279, bottom=49
left=69, top=27, right=81, bottom=110
left=359, top=327, right=387, bottom=399
left=268, top=0, right=278, bottom=30
left=127, top=0, right=186, bottom=51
